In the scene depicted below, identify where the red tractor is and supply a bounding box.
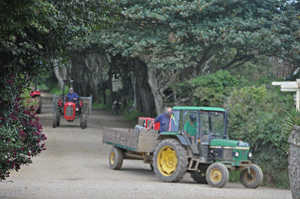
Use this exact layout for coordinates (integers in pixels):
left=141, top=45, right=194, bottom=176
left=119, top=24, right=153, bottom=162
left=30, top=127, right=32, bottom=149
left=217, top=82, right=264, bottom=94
left=52, top=80, right=92, bottom=129
left=30, top=83, right=42, bottom=114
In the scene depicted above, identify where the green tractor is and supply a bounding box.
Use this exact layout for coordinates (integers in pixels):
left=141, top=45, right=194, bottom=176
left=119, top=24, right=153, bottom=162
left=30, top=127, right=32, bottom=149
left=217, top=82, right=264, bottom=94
left=103, top=106, right=263, bottom=188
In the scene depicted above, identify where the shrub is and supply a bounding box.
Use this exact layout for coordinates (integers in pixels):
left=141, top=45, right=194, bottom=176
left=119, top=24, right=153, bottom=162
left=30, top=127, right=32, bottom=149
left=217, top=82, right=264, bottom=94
left=0, top=74, right=47, bottom=180
left=226, top=85, right=293, bottom=188
left=123, top=109, right=142, bottom=122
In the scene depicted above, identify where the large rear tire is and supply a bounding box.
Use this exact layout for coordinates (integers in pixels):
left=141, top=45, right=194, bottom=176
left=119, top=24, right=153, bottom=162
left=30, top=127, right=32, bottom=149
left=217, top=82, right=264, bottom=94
left=240, top=164, right=263, bottom=189
left=57, top=114, right=60, bottom=127
left=153, top=139, right=188, bottom=182
left=206, top=163, right=229, bottom=188
left=80, top=104, right=88, bottom=129
left=81, top=113, right=87, bottom=129
left=36, top=96, right=42, bottom=114
left=52, top=104, right=60, bottom=128
left=52, top=111, right=57, bottom=128
left=109, top=147, right=124, bottom=170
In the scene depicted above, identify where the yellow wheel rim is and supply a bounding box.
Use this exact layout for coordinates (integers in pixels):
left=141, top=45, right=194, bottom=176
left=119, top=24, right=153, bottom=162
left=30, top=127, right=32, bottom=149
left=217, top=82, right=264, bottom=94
left=110, top=152, right=115, bottom=165
left=210, top=168, right=222, bottom=183
left=243, top=169, right=256, bottom=182
left=157, top=146, right=178, bottom=176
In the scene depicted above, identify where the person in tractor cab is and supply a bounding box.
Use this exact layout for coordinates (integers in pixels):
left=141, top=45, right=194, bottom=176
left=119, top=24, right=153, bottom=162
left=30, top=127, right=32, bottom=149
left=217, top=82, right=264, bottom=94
left=65, top=88, right=78, bottom=103
left=184, top=114, right=197, bottom=145
left=146, top=107, right=172, bottom=134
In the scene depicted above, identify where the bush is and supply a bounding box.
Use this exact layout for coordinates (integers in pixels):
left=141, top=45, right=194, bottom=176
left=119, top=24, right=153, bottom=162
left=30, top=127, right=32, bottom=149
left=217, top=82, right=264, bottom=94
left=123, top=109, right=142, bottom=122
left=0, top=90, right=47, bottom=180
left=0, top=73, right=47, bottom=181
left=226, top=85, right=293, bottom=188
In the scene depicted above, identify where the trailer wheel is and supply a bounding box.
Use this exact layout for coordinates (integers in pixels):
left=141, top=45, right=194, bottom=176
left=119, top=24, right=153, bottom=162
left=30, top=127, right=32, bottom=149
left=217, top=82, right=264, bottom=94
left=109, top=147, right=124, bottom=170
left=240, top=164, right=263, bottom=189
left=191, top=171, right=208, bottom=184
left=206, top=163, right=229, bottom=188
left=153, top=139, right=188, bottom=182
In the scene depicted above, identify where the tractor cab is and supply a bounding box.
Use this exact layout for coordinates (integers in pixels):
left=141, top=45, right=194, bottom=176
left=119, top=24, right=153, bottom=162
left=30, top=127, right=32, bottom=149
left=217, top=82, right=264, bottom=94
left=164, top=107, right=251, bottom=165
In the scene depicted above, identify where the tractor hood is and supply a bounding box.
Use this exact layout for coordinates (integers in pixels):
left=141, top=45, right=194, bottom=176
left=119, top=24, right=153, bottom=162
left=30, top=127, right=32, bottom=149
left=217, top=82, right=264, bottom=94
left=210, top=139, right=250, bottom=149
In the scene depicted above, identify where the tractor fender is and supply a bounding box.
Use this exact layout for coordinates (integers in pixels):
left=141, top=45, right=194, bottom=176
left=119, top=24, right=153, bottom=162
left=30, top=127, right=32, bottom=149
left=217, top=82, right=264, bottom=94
left=176, top=135, right=189, bottom=145
left=156, top=134, right=189, bottom=146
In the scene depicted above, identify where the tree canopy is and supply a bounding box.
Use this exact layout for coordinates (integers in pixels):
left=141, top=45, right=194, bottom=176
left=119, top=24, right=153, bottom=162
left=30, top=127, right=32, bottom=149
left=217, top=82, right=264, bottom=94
left=90, top=0, right=300, bottom=112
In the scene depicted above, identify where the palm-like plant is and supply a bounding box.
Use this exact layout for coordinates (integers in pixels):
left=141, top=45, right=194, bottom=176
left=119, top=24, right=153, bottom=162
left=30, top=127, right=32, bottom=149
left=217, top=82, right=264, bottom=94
left=283, top=108, right=300, bottom=135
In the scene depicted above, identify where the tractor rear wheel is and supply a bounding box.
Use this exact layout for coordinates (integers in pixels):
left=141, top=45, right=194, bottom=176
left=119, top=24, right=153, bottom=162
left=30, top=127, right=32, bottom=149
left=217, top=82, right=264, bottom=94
left=52, top=110, right=57, bottom=128
left=81, top=113, right=87, bottom=129
left=206, top=163, right=229, bottom=188
left=109, top=147, right=124, bottom=170
left=80, top=104, right=88, bottom=129
left=36, top=96, right=42, bottom=114
left=56, top=114, right=60, bottom=127
left=240, top=164, right=263, bottom=189
left=191, top=170, right=208, bottom=184
left=153, top=139, right=188, bottom=182
left=52, top=104, right=60, bottom=128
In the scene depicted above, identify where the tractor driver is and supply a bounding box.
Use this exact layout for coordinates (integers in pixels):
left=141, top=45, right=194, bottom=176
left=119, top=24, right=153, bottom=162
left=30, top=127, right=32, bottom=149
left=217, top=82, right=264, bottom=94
left=184, top=114, right=197, bottom=145
left=65, top=88, right=79, bottom=103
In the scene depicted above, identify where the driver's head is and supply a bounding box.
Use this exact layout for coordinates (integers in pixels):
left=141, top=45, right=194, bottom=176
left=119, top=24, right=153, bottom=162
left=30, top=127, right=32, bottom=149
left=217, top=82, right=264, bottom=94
left=69, top=88, right=74, bottom=93
left=190, top=114, right=196, bottom=122
left=164, top=107, right=172, bottom=117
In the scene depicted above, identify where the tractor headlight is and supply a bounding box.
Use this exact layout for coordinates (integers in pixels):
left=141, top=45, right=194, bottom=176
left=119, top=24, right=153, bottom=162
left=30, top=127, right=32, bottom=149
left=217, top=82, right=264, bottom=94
left=248, top=152, right=252, bottom=158
left=234, top=151, right=239, bottom=157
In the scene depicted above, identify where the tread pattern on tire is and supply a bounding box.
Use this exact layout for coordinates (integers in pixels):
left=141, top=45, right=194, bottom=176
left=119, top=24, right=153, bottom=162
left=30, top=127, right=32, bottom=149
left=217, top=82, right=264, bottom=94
left=206, top=162, right=229, bottom=188
left=52, top=103, right=60, bottom=128
left=109, top=147, right=124, bottom=170
left=81, top=103, right=88, bottom=129
left=153, top=138, right=188, bottom=182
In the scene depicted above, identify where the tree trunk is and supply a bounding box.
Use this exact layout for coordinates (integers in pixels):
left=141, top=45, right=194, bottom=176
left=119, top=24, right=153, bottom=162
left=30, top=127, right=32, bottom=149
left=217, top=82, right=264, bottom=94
left=133, top=58, right=156, bottom=117
left=147, top=67, right=166, bottom=115
left=288, top=125, right=300, bottom=199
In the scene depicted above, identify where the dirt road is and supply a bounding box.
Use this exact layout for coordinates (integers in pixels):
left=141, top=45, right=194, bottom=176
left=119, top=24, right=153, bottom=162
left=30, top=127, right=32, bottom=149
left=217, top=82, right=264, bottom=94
left=0, top=93, right=292, bottom=199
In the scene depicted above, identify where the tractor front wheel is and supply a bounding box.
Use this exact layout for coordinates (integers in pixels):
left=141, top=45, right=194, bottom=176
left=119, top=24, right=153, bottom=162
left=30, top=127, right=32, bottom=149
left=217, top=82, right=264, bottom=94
left=206, top=163, right=229, bottom=188
left=153, top=139, right=188, bottom=182
left=109, top=147, right=124, bottom=170
left=240, top=164, right=263, bottom=189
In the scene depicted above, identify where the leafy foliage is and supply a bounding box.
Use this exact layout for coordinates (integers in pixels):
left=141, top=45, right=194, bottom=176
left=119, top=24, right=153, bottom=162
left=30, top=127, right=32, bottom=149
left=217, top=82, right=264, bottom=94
left=226, top=85, right=293, bottom=187
left=171, top=70, right=239, bottom=106
left=0, top=91, right=46, bottom=180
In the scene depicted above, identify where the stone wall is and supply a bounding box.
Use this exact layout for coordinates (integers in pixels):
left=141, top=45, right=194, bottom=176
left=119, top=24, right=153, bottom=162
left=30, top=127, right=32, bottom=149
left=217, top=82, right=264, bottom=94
left=288, top=125, right=300, bottom=199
